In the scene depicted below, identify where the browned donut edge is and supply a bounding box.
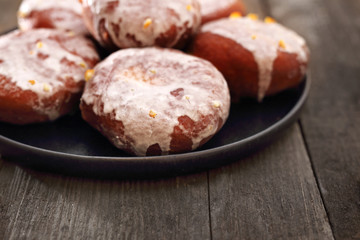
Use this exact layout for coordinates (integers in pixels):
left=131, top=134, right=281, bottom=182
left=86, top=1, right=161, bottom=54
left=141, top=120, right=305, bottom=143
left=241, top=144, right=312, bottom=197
left=80, top=101, right=224, bottom=156
left=0, top=75, right=83, bottom=125
left=201, top=1, right=246, bottom=25
left=190, top=32, right=308, bottom=102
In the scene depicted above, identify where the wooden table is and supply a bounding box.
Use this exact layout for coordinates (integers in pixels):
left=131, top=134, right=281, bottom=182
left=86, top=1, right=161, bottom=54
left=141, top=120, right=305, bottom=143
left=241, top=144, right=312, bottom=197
left=0, top=0, right=359, bottom=239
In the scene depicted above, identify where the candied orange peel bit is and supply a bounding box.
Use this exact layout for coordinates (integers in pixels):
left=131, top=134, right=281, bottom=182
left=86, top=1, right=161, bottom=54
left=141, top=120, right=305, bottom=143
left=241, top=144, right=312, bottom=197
left=212, top=101, right=221, bottom=108
left=278, top=40, right=286, bottom=49
left=247, top=13, right=259, bottom=21
left=149, top=110, right=157, bottom=118
left=36, top=41, right=43, bottom=49
left=229, top=12, right=242, bottom=19
left=85, top=69, right=95, bottom=82
left=79, top=62, right=87, bottom=69
left=149, top=69, right=157, bottom=74
left=66, top=31, right=75, bottom=37
left=17, top=11, right=27, bottom=18
left=28, top=80, right=36, bottom=85
left=43, top=83, right=51, bottom=92
left=186, top=4, right=192, bottom=11
left=143, top=18, right=152, bottom=29
left=251, top=34, right=257, bottom=40
left=264, top=16, right=276, bottom=24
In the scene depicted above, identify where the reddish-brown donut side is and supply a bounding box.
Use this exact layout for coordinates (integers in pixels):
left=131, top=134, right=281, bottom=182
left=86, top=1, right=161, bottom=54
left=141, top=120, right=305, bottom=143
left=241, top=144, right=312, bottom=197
left=80, top=48, right=230, bottom=156
left=200, top=0, right=246, bottom=24
left=191, top=32, right=308, bottom=101
left=190, top=17, right=309, bottom=102
left=0, top=29, right=99, bottom=125
left=81, top=102, right=225, bottom=156
left=80, top=102, right=137, bottom=155
left=0, top=75, right=83, bottom=125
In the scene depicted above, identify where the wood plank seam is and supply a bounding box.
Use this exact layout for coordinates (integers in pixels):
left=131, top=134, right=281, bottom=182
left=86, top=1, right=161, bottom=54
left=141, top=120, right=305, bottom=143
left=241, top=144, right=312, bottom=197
left=298, top=119, right=336, bottom=239
left=207, top=171, right=213, bottom=240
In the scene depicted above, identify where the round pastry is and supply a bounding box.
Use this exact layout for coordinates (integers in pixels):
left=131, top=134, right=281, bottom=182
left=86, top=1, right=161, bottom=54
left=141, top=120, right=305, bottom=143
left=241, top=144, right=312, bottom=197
left=0, top=29, right=99, bottom=125
left=81, top=0, right=201, bottom=50
left=199, top=0, right=246, bottom=24
left=80, top=47, right=230, bottom=156
left=191, top=15, right=309, bottom=102
left=17, top=0, right=88, bottom=35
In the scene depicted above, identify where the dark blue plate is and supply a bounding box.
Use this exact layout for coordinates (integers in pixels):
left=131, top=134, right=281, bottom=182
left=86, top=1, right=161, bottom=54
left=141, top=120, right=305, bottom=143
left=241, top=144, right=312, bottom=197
left=0, top=77, right=310, bottom=179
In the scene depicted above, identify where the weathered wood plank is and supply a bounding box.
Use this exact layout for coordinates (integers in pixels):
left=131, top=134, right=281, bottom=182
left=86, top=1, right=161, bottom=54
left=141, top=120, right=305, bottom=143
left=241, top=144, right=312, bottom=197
left=207, top=0, right=333, bottom=238
left=209, top=124, right=333, bottom=239
left=0, top=163, right=210, bottom=240
left=0, top=0, right=22, bottom=32
left=0, top=2, right=210, bottom=239
left=267, top=0, right=360, bottom=238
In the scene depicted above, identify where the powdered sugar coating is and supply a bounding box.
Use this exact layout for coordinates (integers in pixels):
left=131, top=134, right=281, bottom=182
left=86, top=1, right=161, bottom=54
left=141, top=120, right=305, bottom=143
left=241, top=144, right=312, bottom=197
left=0, top=29, right=99, bottom=120
left=199, top=0, right=239, bottom=16
left=81, top=0, right=201, bottom=49
left=201, top=17, right=308, bottom=100
left=18, top=0, right=88, bottom=35
left=81, top=48, right=230, bottom=156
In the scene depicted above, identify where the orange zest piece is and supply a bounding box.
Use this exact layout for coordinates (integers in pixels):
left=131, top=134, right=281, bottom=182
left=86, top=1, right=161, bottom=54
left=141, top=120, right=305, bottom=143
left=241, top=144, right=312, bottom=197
left=229, top=12, right=242, bottom=19
left=149, top=110, right=157, bottom=118
left=36, top=41, right=43, bottom=49
left=143, top=18, right=152, bottom=29
left=212, top=101, right=221, bottom=108
left=278, top=40, right=286, bottom=49
left=247, top=13, right=259, bottom=21
left=28, top=80, right=36, bottom=85
left=43, top=83, right=51, bottom=92
left=17, top=11, right=27, bottom=18
left=85, top=69, right=95, bottom=82
left=79, top=62, right=87, bottom=69
left=264, top=16, right=276, bottom=24
left=186, top=4, right=192, bottom=11
left=251, top=34, right=257, bottom=40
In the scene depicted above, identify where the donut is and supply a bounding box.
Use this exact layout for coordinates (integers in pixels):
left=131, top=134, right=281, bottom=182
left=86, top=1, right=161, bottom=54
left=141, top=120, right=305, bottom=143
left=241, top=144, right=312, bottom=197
left=81, top=0, right=201, bottom=50
left=191, top=15, right=309, bottom=102
left=17, top=0, right=88, bottom=35
left=199, top=0, right=246, bottom=24
left=80, top=48, right=230, bottom=156
left=0, top=29, right=99, bottom=125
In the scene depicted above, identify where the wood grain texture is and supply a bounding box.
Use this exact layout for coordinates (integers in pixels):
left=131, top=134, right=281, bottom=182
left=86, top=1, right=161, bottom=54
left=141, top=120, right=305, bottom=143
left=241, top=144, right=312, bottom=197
left=207, top=1, right=333, bottom=239
left=209, top=125, right=333, bottom=239
left=0, top=0, right=22, bottom=32
left=0, top=3, right=205, bottom=239
left=0, top=163, right=210, bottom=240
left=266, top=0, right=360, bottom=238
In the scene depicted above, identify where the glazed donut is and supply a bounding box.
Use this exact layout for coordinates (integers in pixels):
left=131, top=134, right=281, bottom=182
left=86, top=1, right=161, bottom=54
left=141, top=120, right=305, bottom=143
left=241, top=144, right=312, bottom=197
left=199, top=0, right=246, bottom=24
left=81, top=0, right=201, bottom=50
left=191, top=15, right=309, bottom=102
left=80, top=48, right=230, bottom=156
left=0, top=29, right=99, bottom=125
left=17, top=0, right=88, bottom=35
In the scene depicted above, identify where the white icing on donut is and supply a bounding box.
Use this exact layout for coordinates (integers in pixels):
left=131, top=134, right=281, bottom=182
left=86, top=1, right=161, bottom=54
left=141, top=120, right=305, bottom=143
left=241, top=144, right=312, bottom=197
left=0, top=29, right=99, bottom=120
left=18, top=0, right=87, bottom=34
left=82, top=0, right=201, bottom=48
left=199, top=0, right=238, bottom=16
left=82, top=48, right=230, bottom=156
left=201, top=17, right=308, bottom=100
